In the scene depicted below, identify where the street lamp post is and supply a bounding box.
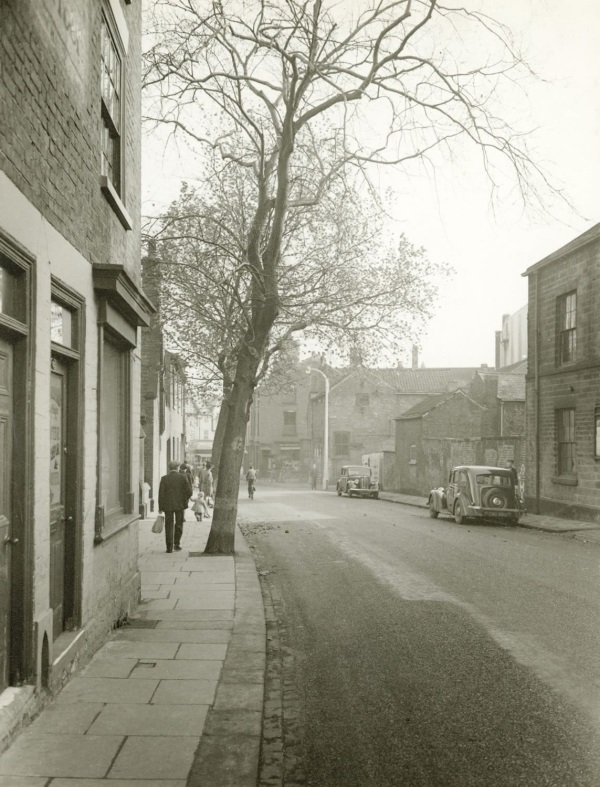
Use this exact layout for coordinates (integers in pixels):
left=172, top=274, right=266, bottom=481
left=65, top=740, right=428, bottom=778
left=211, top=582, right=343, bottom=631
left=306, top=367, right=329, bottom=491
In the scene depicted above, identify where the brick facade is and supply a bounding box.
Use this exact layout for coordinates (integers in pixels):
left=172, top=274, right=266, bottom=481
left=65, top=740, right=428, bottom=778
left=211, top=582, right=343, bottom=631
left=0, top=0, right=149, bottom=735
left=524, top=225, right=600, bottom=521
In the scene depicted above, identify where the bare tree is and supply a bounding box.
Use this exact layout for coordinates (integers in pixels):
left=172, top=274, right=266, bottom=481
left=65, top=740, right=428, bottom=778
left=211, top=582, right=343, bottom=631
left=144, top=0, right=554, bottom=553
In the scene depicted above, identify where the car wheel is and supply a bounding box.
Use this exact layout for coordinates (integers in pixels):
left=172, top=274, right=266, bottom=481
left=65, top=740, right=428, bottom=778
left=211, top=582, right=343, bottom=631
left=429, top=498, right=439, bottom=518
left=482, top=487, right=509, bottom=510
left=454, top=501, right=466, bottom=524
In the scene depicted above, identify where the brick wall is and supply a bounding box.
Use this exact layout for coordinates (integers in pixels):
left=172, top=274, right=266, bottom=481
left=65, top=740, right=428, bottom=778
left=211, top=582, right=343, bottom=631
left=525, top=234, right=600, bottom=521
left=0, top=0, right=142, bottom=278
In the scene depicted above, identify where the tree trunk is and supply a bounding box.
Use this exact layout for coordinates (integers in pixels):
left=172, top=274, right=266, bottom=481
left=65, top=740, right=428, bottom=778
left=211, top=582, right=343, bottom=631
left=204, top=352, right=258, bottom=554
left=210, top=391, right=229, bottom=486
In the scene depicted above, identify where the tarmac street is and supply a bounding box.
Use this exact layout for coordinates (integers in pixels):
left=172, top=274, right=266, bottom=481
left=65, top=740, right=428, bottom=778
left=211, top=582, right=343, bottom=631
left=1, top=486, right=599, bottom=786
left=240, top=485, right=600, bottom=787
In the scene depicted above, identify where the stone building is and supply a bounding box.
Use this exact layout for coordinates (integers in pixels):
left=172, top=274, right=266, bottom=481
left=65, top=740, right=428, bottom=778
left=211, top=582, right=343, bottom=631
left=394, top=364, right=526, bottom=496
left=140, top=250, right=187, bottom=513
left=308, top=362, right=478, bottom=486
left=0, top=0, right=150, bottom=739
left=186, top=397, right=219, bottom=468
left=523, top=223, right=600, bottom=521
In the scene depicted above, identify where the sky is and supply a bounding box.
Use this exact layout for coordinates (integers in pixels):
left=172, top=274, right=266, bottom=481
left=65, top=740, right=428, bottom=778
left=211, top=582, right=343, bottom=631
left=142, top=0, right=600, bottom=369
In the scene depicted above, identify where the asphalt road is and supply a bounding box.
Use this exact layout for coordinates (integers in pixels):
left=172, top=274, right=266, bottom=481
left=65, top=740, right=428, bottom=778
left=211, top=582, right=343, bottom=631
left=239, top=485, right=600, bottom=787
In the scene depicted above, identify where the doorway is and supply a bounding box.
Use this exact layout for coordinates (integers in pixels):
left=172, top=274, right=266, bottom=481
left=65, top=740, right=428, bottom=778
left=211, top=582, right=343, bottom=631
left=49, top=357, right=76, bottom=640
left=0, top=338, right=13, bottom=692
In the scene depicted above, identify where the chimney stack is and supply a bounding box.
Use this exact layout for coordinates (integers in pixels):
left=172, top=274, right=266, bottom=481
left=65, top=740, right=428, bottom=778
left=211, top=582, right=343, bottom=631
left=411, top=345, right=419, bottom=370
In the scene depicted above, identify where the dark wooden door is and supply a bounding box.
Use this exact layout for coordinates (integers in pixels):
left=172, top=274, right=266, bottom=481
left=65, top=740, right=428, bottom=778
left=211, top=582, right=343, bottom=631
left=0, top=338, right=13, bottom=692
left=49, top=360, right=68, bottom=640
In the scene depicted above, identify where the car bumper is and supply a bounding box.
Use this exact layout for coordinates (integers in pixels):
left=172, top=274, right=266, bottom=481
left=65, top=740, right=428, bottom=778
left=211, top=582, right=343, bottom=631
left=468, top=506, right=523, bottom=517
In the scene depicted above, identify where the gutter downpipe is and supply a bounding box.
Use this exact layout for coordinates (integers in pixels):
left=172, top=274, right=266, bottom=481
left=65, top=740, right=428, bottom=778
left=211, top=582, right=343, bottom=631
left=534, top=271, right=541, bottom=513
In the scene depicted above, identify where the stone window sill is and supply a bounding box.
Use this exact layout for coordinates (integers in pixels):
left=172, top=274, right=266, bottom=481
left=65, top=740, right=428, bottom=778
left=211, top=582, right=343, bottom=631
left=551, top=475, right=578, bottom=487
left=101, top=176, right=133, bottom=230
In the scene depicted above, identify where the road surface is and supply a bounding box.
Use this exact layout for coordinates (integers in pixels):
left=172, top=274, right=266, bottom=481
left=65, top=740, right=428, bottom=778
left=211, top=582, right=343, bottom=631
left=239, top=485, right=600, bottom=787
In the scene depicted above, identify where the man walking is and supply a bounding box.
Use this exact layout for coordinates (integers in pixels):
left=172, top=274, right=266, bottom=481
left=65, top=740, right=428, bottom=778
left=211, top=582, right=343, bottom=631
left=159, top=460, right=193, bottom=553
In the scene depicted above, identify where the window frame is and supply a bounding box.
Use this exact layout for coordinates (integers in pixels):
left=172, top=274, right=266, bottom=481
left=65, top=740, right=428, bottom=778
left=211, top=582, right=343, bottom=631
left=556, top=407, right=576, bottom=477
left=595, top=405, right=600, bottom=460
left=99, top=1, right=132, bottom=230
left=556, top=291, right=577, bottom=366
left=334, top=431, right=350, bottom=458
left=282, top=409, right=297, bottom=436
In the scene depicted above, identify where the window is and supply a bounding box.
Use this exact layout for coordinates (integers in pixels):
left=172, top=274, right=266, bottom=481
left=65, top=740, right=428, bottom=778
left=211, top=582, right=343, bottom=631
left=556, top=408, right=575, bottom=476
left=557, top=292, right=576, bottom=365
left=334, top=431, right=350, bottom=457
left=595, top=406, right=600, bottom=458
left=101, top=15, right=122, bottom=194
left=100, top=337, right=130, bottom=516
left=283, top=410, right=297, bottom=435
left=408, top=444, right=417, bottom=464
left=99, top=3, right=132, bottom=229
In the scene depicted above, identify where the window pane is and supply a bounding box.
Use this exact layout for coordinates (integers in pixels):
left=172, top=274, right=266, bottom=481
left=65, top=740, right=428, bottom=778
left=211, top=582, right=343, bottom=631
left=50, top=301, right=72, bottom=346
left=49, top=372, right=64, bottom=505
left=101, top=340, right=124, bottom=514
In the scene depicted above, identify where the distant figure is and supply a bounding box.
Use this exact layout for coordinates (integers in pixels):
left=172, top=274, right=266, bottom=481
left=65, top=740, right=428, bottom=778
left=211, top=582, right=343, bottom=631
left=506, top=459, right=522, bottom=503
left=199, top=461, right=214, bottom=501
left=246, top=465, right=257, bottom=499
left=159, top=460, right=193, bottom=553
left=506, top=459, right=519, bottom=487
left=179, top=460, right=193, bottom=485
left=310, top=463, right=318, bottom=490
left=193, top=490, right=211, bottom=521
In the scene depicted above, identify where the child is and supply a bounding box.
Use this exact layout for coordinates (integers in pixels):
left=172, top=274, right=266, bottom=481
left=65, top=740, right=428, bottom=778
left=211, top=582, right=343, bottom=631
left=193, top=491, right=211, bottom=520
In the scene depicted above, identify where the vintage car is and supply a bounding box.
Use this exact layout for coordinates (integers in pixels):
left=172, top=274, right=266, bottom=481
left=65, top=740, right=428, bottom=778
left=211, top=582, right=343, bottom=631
left=336, top=465, right=379, bottom=499
left=428, top=465, right=524, bottom=525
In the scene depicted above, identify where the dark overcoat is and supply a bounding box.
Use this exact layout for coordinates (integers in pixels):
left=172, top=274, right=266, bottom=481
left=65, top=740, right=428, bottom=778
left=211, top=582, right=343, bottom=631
left=158, top=470, right=192, bottom=512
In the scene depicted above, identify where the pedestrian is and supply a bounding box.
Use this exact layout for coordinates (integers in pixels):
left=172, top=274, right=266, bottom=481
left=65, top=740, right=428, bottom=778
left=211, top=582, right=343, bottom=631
left=199, top=461, right=214, bottom=504
left=179, top=459, right=193, bottom=486
left=246, top=464, right=257, bottom=499
left=310, top=463, right=318, bottom=490
left=158, top=460, right=193, bottom=553
left=506, top=459, right=521, bottom=502
left=193, top=491, right=211, bottom=520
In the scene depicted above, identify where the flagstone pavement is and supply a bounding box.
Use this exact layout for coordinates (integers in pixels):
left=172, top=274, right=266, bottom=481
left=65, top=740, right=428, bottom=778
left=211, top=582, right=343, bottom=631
left=0, top=510, right=265, bottom=786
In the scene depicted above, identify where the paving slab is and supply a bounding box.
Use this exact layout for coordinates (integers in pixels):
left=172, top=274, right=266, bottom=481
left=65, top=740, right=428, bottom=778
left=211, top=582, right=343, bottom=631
left=52, top=780, right=186, bottom=787
left=130, top=659, right=222, bottom=680
left=137, top=598, right=178, bottom=611
left=202, top=709, right=262, bottom=738
left=87, top=703, right=209, bottom=737
left=55, top=678, right=158, bottom=704
left=213, top=682, right=264, bottom=712
left=139, top=589, right=171, bottom=599
left=0, top=733, right=122, bottom=778
left=108, top=735, right=200, bottom=780
left=186, top=732, right=260, bottom=787
left=81, top=656, right=138, bottom=679
left=28, top=703, right=103, bottom=734
left=115, top=628, right=231, bottom=644
left=136, top=609, right=233, bottom=622
left=155, top=619, right=233, bottom=631
left=151, top=679, right=218, bottom=706
left=136, top=572, right=183, bottom=585
left=102, top=640, right=179, bottom=660
left=175, top=595, right=234, bottom=610
left=176, top=644, right=228, bottom=660
left=0, top=778, right=47, bottom=787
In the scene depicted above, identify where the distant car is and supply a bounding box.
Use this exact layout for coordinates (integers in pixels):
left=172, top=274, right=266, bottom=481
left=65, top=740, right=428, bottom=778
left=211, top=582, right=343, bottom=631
left=336, top=465, right=379, bottom=499
left=428, top=465, right=524, bottom=525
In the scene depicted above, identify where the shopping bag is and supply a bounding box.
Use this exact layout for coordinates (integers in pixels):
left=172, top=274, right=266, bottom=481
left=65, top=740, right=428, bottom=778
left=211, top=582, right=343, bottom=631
left=152, top=513, right=165, bottom=533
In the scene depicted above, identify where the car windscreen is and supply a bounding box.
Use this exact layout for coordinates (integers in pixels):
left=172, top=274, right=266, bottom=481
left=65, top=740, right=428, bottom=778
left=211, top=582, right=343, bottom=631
left=476, top=474, right=512, bottom=486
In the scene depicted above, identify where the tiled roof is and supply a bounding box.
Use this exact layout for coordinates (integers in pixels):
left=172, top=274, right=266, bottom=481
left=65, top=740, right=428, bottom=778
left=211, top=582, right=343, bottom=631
left=383, top=368, right=478, bottom=393
left=397, top=389, right=484, bottom=419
